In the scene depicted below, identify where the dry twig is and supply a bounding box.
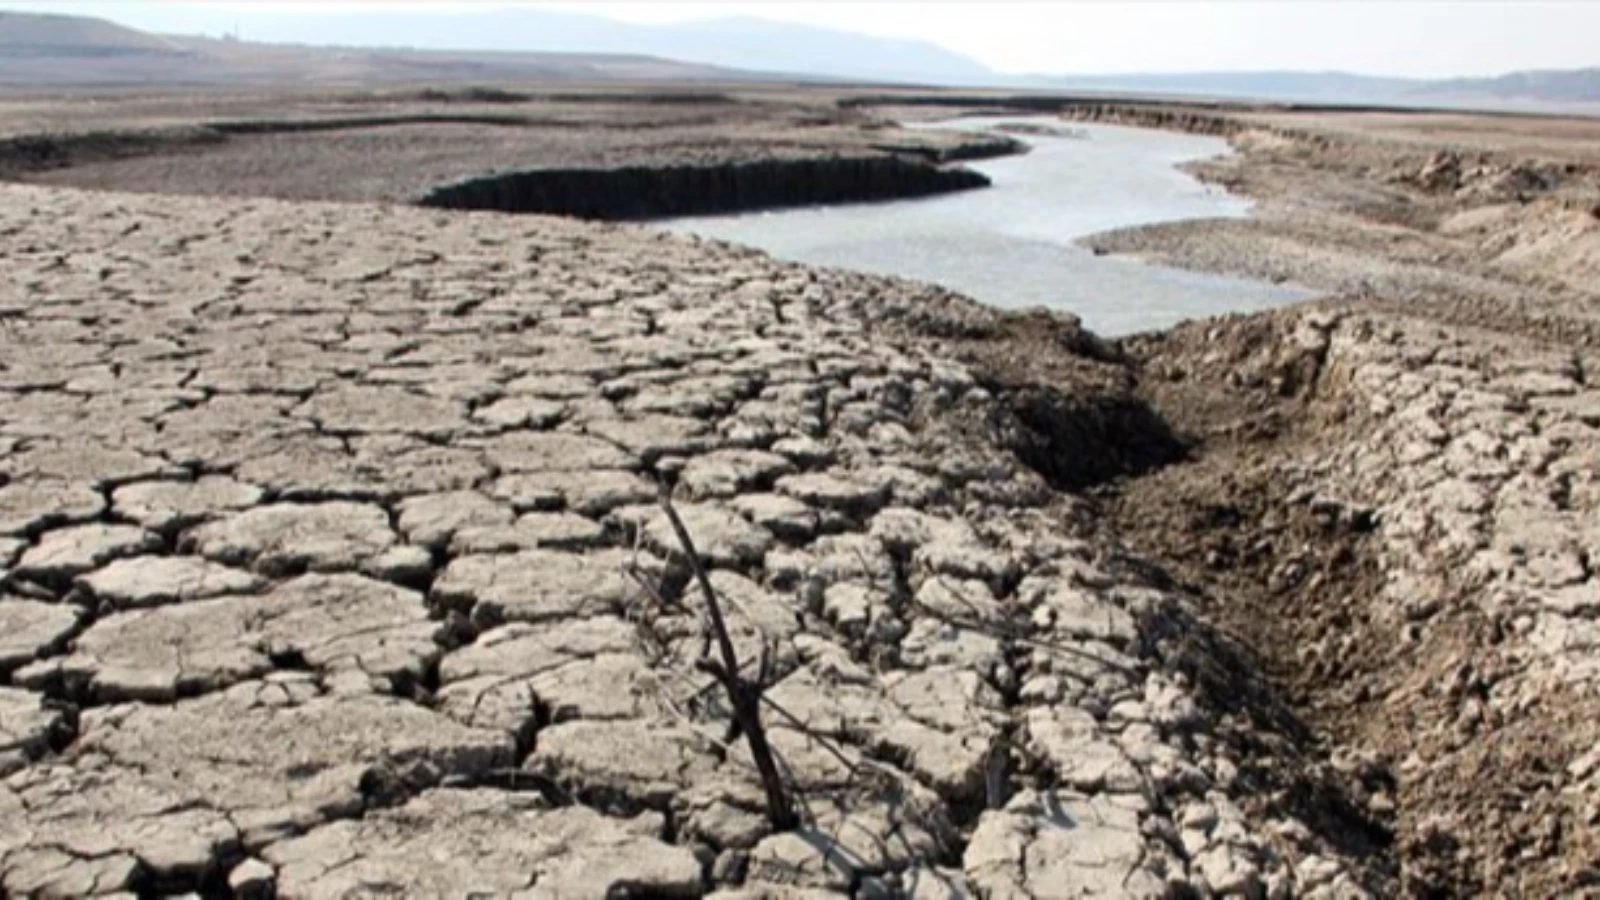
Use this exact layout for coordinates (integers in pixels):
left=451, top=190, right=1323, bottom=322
left=658, top=485, right=799, bottom=831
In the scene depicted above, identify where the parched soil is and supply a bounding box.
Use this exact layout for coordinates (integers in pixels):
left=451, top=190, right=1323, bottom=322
left=0, top=87, right=1018, bottom=207
left=1108, top=310, right=1600, bottom=897
left=3, top=85, right=1600, bottom=897
left=0, top=179, right=1402, bottom=898
left=1057, top=104, right=1600, bottom=896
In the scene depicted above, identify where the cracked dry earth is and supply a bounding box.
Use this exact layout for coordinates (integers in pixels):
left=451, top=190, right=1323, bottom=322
left=1, top=182, right=1382, bottom=899
left=1281, top=314, right=1600, bottom=892
left=1114, top=306, right=1600, bottom=895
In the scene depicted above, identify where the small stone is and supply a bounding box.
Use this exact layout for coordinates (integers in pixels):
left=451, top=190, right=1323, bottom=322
left=680, top=449, right=796, bottom=499
left=449, top=512, right=607, bottom=553
left=2, top=682, right=513, bottom=883
left=2, top=442, right=179, bottom=487
left=745, top=807, right=944, bottom=890
left=487, top=469, right=656, bottom=516
left=1025, top=707, right=1145, bottom=793
left=1193, top=843, right=1264, bottom=896
left=966, top=790, right=1162, bottom=896
left=267, top=791, right=699, bottom=897
left=502, top=373, right=595, bottom=399
left=435, top=617, right=646, bottom=737
left=900, top=866, right=977, bottom=899
left=585, top=415, right=715, bottom=463
left=729, top=493, right=818, bottom=543
left=771, top=436, right=835, bottom=468
left=914, top=540, right=1018, bottom=591
left=611, top=502, right=773, bottom=569
left=471, top=396, right=567, bottom=429
left=478, top=431, right=635, bottom=473
left=822, top=582, right=886, bottom=637
left=527, top=719, right=719, bottom=811
left=914, top=578, right=1005, bottom=626
left=295, top=385, right=466, bottom=437
left=775, top=472, right=890, bottom=516
left=396, top=490, right=514, bottom=551
left=0, top=686, right=66, bottom=775
left=228, top=858, right=276, bottom=900
left=361, top=544, right=435, bottom=585
left=432, top=549, right=644, bottom=626
left=1019, top=578, right=1138, bottom=646
left=22, top=573, right=442, bottom=702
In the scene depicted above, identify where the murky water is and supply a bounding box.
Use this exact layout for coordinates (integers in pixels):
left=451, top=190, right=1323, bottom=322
left=657, top=117, right=1312, bottom=336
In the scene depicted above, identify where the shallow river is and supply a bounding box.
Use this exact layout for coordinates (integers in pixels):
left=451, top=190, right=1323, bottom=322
left=657, top=117, right=1312, bottom=336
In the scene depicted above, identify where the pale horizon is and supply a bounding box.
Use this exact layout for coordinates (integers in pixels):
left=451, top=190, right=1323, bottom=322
left=4, top=1, right=1599, bottom=80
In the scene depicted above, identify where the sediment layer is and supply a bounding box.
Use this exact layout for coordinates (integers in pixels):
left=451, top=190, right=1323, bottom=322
left=0, top=92, right=1021, bottom=208
left=418, top=155, right=990, bottom=220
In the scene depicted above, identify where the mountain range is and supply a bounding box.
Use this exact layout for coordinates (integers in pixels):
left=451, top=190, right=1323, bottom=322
left=1, top=6, right=1598, bottom=111
left=1034, top=69, right=1600, bottom=111
left=174, top=7, right=995, bottom=86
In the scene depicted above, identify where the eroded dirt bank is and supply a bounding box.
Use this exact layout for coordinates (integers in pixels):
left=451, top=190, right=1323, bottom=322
left=987, top=101, right=1600, bottom=895
left=0, top=88, right=1017, bottom=212
left=1112, top=310, right=1600, bottom=897
left=837, top=91, right=1600, bottom=894
left=419, top=155, right=989, bottom=220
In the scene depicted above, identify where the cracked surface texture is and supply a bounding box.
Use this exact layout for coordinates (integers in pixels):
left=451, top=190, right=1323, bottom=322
left=0, top=182, right=1382, bottom=897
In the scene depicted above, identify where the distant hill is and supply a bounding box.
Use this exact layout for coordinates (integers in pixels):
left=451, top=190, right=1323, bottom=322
left=1034, top=70, right=1425, bottom=104
left=0, top=9, right=186, bottom=57
left=1423, top=68, right=1600, bottom=103
left=4, top=6, right=1599, bottom=112
left=0, top=10, right=757, bottom=89
left=1034, top=68, right=1600, bottom=111
left=138, top=6, right=996, bottom=86
left=641, top=16, right=994, bottom=85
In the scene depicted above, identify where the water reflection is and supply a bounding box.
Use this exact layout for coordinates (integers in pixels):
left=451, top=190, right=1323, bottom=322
left=658, top=116, right=1311, bottom=336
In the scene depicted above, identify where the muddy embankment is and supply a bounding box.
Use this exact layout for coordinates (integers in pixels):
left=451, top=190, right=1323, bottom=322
left=0, top=127, right=226, bottom=177
left=0, top=110, right=1014, bottom=219
left=417, top=155, right=990, bottom=220
left=1043, top=104, right=1600, bottom=895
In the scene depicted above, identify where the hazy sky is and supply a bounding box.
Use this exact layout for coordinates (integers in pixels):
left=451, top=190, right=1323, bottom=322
left=8, top=1, right=1599, bottom=78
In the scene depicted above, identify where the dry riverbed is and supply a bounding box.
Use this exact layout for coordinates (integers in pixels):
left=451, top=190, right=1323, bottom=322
left=2, top=86, right=1599, bottom=897
left=0, top=183, right=1385, bottom=897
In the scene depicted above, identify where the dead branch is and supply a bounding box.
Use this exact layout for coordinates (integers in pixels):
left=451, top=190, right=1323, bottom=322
left=659, top=485, right=799, bottom=831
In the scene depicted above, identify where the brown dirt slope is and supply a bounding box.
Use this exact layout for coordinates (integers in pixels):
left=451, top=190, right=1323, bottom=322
left=1048, top=101, right=1600, bottom=895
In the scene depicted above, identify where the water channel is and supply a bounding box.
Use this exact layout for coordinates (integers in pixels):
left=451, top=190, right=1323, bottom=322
left=657, top=116, right=1313, bottom=336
